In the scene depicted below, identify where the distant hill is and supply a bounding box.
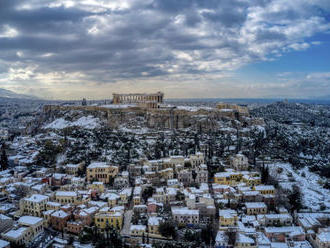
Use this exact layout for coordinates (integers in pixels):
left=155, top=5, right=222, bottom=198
left=0, top=88, right=40, bottom=100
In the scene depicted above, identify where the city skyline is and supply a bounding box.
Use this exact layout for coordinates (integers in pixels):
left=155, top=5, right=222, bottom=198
left=0, top=0, right=330, bottom=100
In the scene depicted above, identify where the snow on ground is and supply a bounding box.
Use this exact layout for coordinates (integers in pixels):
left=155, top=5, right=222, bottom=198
left=176, top=106, right=214, bottom=111
left=43, top=116, right=100, bottom=130
left=101, top=104, right=137, bottom=109
left=268, top=162, right=330, bottom=211
left=119, top=126, right=149, bottom=134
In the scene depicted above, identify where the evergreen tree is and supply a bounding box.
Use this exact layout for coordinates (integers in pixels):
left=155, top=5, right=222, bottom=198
left=159, top=221, right=176, bottom=238
left=0, top=144, right=8, bottom=171
left=288, top=185, right=302, bottom=213
left=142, top=232, right=145, bottom=244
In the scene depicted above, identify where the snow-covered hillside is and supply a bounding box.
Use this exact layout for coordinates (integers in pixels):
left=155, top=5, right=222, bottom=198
left=43, top=116, right=100, bottom=130
left=269, top=162, right=330, bottom=211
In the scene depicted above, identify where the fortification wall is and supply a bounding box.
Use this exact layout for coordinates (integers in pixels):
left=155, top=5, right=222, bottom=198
left=42, top=104, right=248, bottom=130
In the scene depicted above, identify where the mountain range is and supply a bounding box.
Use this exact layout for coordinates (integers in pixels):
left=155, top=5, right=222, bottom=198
left=0, top=88, right=40, bottom=100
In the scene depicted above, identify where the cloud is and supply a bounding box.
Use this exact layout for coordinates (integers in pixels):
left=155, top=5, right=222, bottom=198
left=0, top=0, right=329, bottom=98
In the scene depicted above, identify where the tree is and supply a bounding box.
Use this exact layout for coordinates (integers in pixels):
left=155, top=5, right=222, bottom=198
left=261, top=163, right=269, bottom=184
left=201, top=225, right=213, bottom=245
left=175, top=191, right=185, bottom=201
left=288, top=185, right=302, bottom=213
left=0, top=143, right=8, bottom=171
left=142, top=186, right=155, bottom=203
left=192, top=170, right=197, bottom=182
left=142, top=232, right=145, bottom=244
left=225, top=229, right=237, bottom=246
left=159, top=221, right=176, bottom=238
left=36, top=140, right=62, bottom=167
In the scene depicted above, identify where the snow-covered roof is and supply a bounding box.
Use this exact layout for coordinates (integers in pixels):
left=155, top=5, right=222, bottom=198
left=237, top=233, right=255, bottom=244
left=245, top=202, right=267, bottom=208
left=254, top=185, right=275, bottom=191
left=265, top=226, right=304, bottom=234
left=25, top=194, right=48, bottom=202
left=19, top=216, right=43, bottom=226
left=51, top=210, right=69, bottom=218
left=3, top=227, right=28, bottom=239
left=0, top=239, right=9, bottom=248
left=130, top=225, right=146, bottom=231
left=148, top=216, right=162, bottom=226
left=317, top=231, right=330, bottom=242
left=219, top=209, right=237, bottom=218
left=87, top=162, right=110, bottom=169
left=56, top=191, right=77, bottom=197
left=215, top=231, right=228, bottom=243
left=171, top=207, right=199, bottom=216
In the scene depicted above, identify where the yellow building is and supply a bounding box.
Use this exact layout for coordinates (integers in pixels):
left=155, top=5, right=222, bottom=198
left=87, top=162, right=119, bottom=184
left=20, top=194, right=49, bottom=217
left=130, top=225, right=146, bottom=236
left=189, top=152, right=205, bottom=167
left=253, top=185, right=275, bottom=195
left=88, top=182, right=105, bottom=193
left=133, top=196, right=141, bottom=205
left=2, top=216, right=44, bottom=246
left=148, top=216, right=162, bottom=235
left=55, top=191, right=80, bottom=204
left=245, top=202, right=267, bottom=215
left=46, top=201, right=61, bottom=210
left=94, top=212, right=123, bottom=230
left=119, top=188, right=132, bottom=204
left=243, top=175, right=261, bottom=186
left=235, top=233, right=256, bottom=248
left=159, top=168, right=174, bottom=180
left=219, top=209, right=238, bottom=229
left=214, top=172, right=240, bottom=185
left=65, top=162, right=84, bottom=175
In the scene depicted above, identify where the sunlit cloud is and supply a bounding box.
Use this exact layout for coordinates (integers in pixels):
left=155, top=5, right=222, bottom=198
left=0, top=0, right=329, bottom=99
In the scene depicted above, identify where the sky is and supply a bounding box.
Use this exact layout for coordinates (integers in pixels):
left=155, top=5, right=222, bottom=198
left=0, top=0, right=329, bottom=100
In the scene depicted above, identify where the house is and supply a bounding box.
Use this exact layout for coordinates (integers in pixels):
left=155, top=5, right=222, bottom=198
left=65, top=163, right=84, bottom=175
left=315, top=231, right=330, bottom=248
left=257, top=214, right=293, bottom=226
left=18, top=216, right=44, bottom=237
left=245, top=202, right=267, bottom=215
left=87, top=162, right=118, bottom=184
left=2, top=216, right=44, bottom=246
left=130, top=225, right=146, bottom=236
left=0, top=239, right=9, bottom=248
left=19, top=194, right=49, bottom=217
left=66, top=221, right=84, bottom=234
left=94, top=211, right=123, bottom=230
left=55, top=191, right=79, bottom=204
left=171, top=207, right=199, bottom=225
left=219, top=209, right=238, bottom=229
left=230, top=154, right=249, bottom=171
left=2, top=227, right=31, bottom=246
left=189, top=153, right=205, bottom=168
left=50, top=210, right=70, bottom=231
left=264, top=226, right=305, bottom=242
left=148, top=216, right=162, bottom=235
left=0, top=214, right=13, bottom=233
left=46, top=201, right=61, bottom=211
left=215, top=231, right=231, bottom=248
left=253, top=185, right=275, bottom=195
left=236, top=233, right=256, bottom=248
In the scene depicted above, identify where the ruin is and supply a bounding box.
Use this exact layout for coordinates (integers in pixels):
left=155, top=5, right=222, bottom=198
left=112, top=92, right=164, bottom=109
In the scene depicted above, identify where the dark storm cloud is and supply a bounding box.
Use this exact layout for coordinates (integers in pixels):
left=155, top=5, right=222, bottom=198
left=0, top=0, right=329, bottom=85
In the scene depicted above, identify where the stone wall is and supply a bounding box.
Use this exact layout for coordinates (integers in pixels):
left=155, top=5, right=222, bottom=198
left=42, top=104, right=253, bottom=130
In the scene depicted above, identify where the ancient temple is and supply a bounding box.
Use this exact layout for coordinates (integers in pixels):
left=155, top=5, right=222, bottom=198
left=112, top=92, right=164, bottom=108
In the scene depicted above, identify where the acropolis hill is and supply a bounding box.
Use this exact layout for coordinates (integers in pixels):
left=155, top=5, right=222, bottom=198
left=42, top=93, right=260, bottom=130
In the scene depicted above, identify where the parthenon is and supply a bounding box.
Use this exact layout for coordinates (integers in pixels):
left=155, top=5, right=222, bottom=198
left=112, top=92, right=164, bottom=108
